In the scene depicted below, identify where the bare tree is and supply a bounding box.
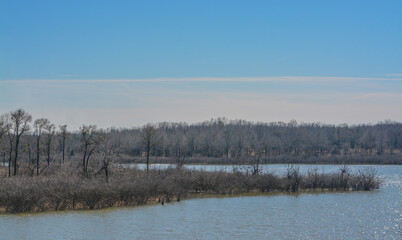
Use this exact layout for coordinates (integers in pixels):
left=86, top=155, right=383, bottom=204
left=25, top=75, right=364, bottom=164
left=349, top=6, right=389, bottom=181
left=34, top=118, right=50, bottom=175
left=0, top=115, right=6, bottom=140
left=248, top=136, right=265, bottom=175
left=81, top=125, right=100, bottom=174
left=59, top=125, right=68, bottom=164
left=10, top=109, right=32, bottom=176
left=250, top=151, right=263, bottom=175
left=0, top=115, right=7, bottom=168
left=95, top=129, right=116, bottom=182
left=4, top=114, right=14, bottom=177
left=175, top=148, right=186, bottom=169
left=286, top=164, right=301, bottom=192
left=24, top=134, right=36, bottom=176
left=141, top=124, right=157, bottom=172
left=174, top=133, right=187, bottom=169
left=44, top=123, right=55, bottom=166
left=338, top=163, right=350, bottom=190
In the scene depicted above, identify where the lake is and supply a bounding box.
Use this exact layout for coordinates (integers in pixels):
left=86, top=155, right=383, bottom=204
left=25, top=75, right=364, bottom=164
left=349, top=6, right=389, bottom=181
left=0, top=164, right=401, bottom=239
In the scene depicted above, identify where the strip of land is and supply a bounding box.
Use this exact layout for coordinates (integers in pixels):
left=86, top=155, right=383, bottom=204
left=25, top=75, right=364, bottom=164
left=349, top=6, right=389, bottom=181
left=0, top=165, right=380, bottom=214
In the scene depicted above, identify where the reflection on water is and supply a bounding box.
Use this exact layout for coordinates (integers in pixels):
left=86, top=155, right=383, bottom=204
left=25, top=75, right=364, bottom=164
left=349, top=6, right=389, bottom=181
left=0, top=165, right=401, bottom=240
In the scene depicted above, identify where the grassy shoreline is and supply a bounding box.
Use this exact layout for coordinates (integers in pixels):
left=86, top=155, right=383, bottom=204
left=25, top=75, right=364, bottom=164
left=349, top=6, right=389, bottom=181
left=0, top=165, right=381, bottom=214
left=2, top=190, right=375, bottom=216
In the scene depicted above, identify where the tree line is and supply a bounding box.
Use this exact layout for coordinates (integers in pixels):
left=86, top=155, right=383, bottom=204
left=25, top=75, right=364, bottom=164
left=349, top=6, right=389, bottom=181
left=0, top=109, right=401, bottom=177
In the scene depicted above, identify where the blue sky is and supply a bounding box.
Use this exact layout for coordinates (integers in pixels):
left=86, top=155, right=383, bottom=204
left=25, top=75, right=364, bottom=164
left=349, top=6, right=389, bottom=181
left=1, top=0, right=401, bottom=129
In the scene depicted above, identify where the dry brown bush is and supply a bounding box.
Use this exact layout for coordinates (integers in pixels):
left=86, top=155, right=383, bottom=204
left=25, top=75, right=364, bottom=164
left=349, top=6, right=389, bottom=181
left=0, top=164, right=381, bottom=213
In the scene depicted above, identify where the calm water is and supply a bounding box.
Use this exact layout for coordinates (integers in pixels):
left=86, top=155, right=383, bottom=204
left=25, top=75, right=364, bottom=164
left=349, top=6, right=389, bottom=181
left=0, top=165, right=401, bottom=240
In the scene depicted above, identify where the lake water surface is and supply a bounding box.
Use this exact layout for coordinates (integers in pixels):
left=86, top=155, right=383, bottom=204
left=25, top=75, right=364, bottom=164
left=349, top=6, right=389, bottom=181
left=0, top=164, right=401, bottom=239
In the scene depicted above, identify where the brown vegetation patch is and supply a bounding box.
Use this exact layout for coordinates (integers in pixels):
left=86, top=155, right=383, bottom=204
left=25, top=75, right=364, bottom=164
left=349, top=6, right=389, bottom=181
left=0, top=165, right=381, bottom=214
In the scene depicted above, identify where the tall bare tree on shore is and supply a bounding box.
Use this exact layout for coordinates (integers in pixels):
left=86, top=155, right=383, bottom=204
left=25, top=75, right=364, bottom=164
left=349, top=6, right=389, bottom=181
left=142, top=124, right=157, bottom=172
left=24, top=134, right=36, bottom=176
left=0, top=115, right=7, bottom=168
left=81, top=125, right=100, bottom=174
left=34, top=118, right=50, bottom=175
left=44, top=123, right=55, bottom=166
left=59, top=125, right=68, bottom=164
left=0, top=116, right=5, bottom=140
left=10, top=109, right=32, bottom=176
left=96, top=129, right=117, bottom=182
left=3, top=114, right=14, bottom=177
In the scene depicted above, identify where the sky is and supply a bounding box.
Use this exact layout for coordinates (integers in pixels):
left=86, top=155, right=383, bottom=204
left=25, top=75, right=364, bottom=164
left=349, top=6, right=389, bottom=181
left=1, top=0, right=401, bottom=130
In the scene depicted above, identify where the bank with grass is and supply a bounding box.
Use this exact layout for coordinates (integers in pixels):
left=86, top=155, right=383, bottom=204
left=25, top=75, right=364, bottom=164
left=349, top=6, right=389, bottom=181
left=0, top=164, right=381, bottom=213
